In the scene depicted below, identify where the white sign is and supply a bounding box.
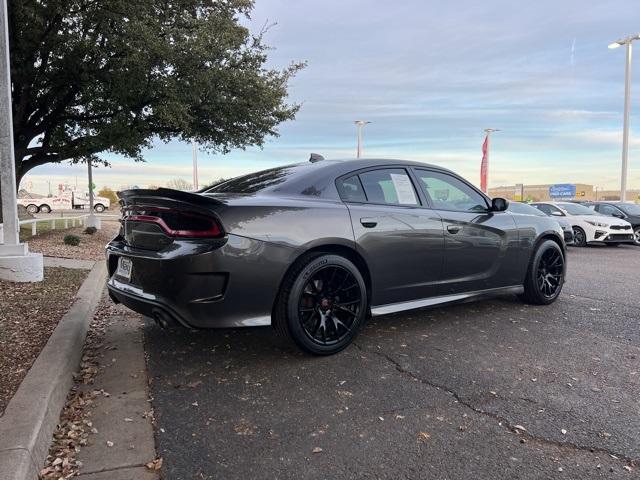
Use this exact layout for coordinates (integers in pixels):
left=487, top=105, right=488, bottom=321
left=390, top=173, right=417, bottom=205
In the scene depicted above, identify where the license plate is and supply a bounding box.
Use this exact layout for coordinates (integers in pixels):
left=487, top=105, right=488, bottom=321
left=116, top=257, right=132, bottom=280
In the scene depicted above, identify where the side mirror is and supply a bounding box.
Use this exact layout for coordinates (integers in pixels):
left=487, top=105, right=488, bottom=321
left=551, top=211, right=563, bottom=216
left=491, top=197, right=509, bottom=212
left=612, top=212, right=625, bottom=218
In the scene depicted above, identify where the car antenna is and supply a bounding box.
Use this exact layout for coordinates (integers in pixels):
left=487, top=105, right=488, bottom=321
left=309, top=153, right=325, bottom=163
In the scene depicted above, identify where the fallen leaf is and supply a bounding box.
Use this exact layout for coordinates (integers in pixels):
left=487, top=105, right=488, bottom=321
left=418, top=431, right=431, bottom=442
left=145, top=457, right=163, bottom=470
left=312, top=447, right=323, bottom=454
left=513, top=425, right=527, bottom=432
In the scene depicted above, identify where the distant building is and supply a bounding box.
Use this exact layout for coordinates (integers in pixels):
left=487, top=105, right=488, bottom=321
left=488, top=184, right=640, bottom=203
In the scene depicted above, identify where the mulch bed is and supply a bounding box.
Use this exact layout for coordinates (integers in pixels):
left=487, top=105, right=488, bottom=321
left=0, top=267, right=89, bottom=416
left=25, top=220, right=120, bottom=260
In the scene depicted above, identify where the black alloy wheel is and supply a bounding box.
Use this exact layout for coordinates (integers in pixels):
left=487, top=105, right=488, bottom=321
left=298, top=265, right=362, bottom=346
left=572, top=226, right=587, bottom=247
left=536, top=247, right=564, bottom=299
left=520, top=240, right=565, bottom=305
left=275, top=253, right=367, bottom=355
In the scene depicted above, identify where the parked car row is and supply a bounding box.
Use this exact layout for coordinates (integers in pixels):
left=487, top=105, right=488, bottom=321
left=510, top=200, right=639, bottom=247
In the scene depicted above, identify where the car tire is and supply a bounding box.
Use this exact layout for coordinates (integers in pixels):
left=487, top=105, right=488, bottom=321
left=634, top=227, right=640, bottom=247
left=26, top=204, right=39, bottom=214
left=274, top=253, right=368, bottom=355
left=572, top=226, right=587, bottom=247
left=519, top=240, right=565, bottom=305
left=94, top=203, right=105, bottom=213
left=39, top=204, right=51, bottom=213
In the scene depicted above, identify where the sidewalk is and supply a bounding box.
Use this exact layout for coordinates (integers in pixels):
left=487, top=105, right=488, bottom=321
left=42, top=296, right=160, bottom=479
left=76, top=314, right=158, bottom=479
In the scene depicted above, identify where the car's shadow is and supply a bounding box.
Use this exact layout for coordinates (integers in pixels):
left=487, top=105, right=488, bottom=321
left=141, top=294, right=528, bottom=368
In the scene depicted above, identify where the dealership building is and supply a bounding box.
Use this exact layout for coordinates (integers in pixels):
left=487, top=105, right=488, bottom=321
left=488, top=184, right=640, bottom=202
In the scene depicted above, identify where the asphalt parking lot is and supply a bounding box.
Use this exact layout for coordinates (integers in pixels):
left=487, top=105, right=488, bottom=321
left=144, top=244, right=640, bottom=480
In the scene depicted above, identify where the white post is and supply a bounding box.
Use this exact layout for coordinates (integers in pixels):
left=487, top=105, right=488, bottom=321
left=31, top=222, right=36, bottom=236
left=620, top=41, right=633, bottom=202
left=51, top=219, right=55, bottom=230
left=0, top=0, right=43, bottom=281
left=64, top=218, right=68, bottom=229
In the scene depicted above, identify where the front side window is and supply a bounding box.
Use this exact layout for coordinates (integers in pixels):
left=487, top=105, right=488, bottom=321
left=358, top=169, right=419, bottom=206
left=415, top=170, right=487, bottom=212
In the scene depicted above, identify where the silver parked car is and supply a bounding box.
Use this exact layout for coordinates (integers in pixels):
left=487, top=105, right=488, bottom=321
left=107, top=158, right=566, bottom=355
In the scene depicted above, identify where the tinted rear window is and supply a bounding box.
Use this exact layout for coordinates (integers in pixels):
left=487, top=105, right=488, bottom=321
left=204, top=166, right=300, bottom=194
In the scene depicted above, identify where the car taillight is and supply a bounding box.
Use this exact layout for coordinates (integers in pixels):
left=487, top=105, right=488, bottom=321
left=123, top=206, right=223, bottom=238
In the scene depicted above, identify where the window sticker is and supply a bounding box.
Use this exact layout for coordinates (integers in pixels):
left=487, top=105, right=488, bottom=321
left=389, top=173, right=417, bottom=205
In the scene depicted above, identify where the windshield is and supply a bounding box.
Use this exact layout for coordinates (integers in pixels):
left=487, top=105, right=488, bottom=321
left=619, top=203, right=640, bottom=215
left=508, top=202, right=547, bottom=216
left=558, top=202, right=595, bottom=215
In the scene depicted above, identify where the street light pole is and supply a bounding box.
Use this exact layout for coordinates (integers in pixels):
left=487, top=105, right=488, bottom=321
left=354, top=120, right=371, bottom=159
left=191, top=140, right=199, bottom=190
left=609, top=34, right=640, bottom=202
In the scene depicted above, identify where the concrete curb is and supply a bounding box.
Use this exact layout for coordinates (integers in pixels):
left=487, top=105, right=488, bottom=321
left=0, top=261, right=107, bottom=480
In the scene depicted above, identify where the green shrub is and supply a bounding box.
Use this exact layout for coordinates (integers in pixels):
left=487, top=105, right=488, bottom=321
left=63, top=234, right=81, bottom=246
left=83, top=226, right=97, bottom=235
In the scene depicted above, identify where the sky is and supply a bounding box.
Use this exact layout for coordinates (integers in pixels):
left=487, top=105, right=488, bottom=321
left=22, top=0, right=640, bottom=195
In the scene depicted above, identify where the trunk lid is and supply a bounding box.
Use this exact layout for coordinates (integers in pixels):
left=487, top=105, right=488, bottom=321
left=118, top=188, right=226, bottom=251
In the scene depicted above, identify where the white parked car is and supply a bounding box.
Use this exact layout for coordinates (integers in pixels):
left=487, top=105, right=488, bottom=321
left=531, top=201, right=634, bottom=247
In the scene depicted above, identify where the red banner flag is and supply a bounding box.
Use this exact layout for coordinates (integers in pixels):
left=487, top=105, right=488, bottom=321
left=480, top=134, right=489, bottom=193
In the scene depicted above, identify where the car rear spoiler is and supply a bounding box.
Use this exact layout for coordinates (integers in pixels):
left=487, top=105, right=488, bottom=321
left=117, top=188, right=224, bottom=209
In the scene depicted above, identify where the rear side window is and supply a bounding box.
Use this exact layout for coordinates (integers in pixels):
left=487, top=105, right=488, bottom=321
left=358, top=169, right=419, bottom=206
left=337, top=175, right=367, bottom=202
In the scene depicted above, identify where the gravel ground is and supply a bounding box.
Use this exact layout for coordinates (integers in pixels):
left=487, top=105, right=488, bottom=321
left=0, top=267, right=89, bottom=416
left=25, top=220, right=119, bottom=260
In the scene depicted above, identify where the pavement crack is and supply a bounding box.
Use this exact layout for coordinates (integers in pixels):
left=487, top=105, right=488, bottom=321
left=352, top=341, right=637, bottom=465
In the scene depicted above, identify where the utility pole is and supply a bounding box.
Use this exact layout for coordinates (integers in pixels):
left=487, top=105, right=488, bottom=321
left=354, top=120, right=371, bottom=159
left=192, top=140, right=199, bottom=190
left=609, top=34, right=640, bottom=202
left=0, top=0, right=43, bottom=281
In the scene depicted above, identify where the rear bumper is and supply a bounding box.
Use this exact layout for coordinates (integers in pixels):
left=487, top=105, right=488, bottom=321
left=106, top=234, right=294, bottom=328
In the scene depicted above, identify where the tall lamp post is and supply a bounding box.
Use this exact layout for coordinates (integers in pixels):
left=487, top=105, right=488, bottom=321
left=191, top=140, right=199, bottom=190
left=609, top=34, right=640, bottom=202
left=0, top=0, right=43, bottom=281
left=354, top=120, right=371, bottom=159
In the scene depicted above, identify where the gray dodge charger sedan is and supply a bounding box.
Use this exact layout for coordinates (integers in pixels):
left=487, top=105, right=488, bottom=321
left=106, top=158, right=566, bottom=355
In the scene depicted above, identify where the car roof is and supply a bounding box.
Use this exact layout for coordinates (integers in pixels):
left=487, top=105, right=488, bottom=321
left=204, top=157, right=466, bottom=200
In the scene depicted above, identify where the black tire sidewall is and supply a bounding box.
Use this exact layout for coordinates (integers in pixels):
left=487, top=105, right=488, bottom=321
left=285, top=254, right=367, bottom=355
left=40, top=205, right=51, bottom=213
left=26, top=204, right=38, bottom=214
left=525, top=240, right=565, bottom=304
left=634, top=227, right=640, bottom=246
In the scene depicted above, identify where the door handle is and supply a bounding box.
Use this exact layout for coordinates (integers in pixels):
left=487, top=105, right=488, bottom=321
left=360, top=218, right=377, bottom=228
left=447, top=225, right=462, bottom=234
